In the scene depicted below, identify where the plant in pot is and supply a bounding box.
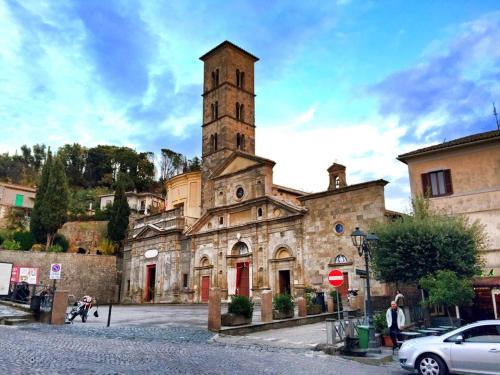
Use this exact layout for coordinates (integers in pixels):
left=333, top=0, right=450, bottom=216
left=304, top=287, right=322, bottom=315
left=373, top=311, right=392, bottom=347
left=273, top=294, right=294, bottom=320
left=221, top=295, right=254, bottom=326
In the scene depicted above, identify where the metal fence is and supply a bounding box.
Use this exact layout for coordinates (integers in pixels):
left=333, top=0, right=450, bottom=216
left=326, top=317, right=365, bottom=344
left=1, top=282, right=53, bottom=312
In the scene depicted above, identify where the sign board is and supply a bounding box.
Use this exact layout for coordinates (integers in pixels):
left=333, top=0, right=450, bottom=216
left=50, top=263, right=62, bottom=280
left=328, top=269, right=344, bottom=287
left=10, top=266, right=39, bottom=284
left=144, top=249, right=158, bottom=259
left=355, top=268, right=367, bottom=279
left=0, top=262, right=13, bottom=295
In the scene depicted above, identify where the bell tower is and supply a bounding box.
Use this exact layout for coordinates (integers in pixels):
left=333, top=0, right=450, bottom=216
left=199, top=41, right=259, bottom=212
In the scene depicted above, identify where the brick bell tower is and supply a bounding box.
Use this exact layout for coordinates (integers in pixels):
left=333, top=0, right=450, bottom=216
left=199, top=41, right=259, bottom=213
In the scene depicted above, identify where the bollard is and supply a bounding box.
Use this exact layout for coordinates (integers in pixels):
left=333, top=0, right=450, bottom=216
left=50, top=290, right=69, bottom=325
left=325, top=318, right=337, bottom=344
left=260, top=290, right=273, bottom=323
left=208, top=287, right=221, bottom=332
left=297, top=297, right=306, bottom=317
left=107, top=302, right=112, bottom=327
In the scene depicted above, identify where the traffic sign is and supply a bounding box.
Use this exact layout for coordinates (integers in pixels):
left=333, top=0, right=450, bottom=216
left=50, top=263, right=62, bottom=280
left=328, top=269, right=344, bottom=287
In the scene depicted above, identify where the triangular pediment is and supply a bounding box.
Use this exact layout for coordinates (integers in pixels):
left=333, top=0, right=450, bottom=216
left=132, top=224, right=162, bottom=239
left=211, top=151, right=275, bottom=179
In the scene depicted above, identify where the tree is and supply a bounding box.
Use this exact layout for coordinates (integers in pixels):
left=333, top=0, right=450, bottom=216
left=107, top=175, right=130, bottom=248
left=30, top=149, right=53, bottom=243
left=40, top=156, right=69, bottom=248
left=371, top=197, right=485, bottom=284
left=160, top=148, right=183, bottom=181
left=187, top=156, right=201, bottom=172
left=58, top=143, right=87, bottom=187
left=420, top=270, right=474, bottom=325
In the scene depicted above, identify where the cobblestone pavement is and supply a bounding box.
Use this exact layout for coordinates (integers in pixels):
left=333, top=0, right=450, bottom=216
left=0, top=324, right=405, bottom=375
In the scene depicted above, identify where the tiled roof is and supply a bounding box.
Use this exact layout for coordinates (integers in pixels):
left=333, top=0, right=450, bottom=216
left=397, top=130, right=500, bottom=163
left=199, top=40, right=259, bottom=62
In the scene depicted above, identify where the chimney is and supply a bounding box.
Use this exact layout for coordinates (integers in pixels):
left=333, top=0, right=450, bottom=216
left=327, top=163, right=347, bottom=190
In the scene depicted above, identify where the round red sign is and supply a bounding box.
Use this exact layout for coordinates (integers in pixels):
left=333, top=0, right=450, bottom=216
left=328, top=269, right=344, bottom=287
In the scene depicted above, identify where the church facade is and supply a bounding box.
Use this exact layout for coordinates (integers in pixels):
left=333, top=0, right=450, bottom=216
left=120, top=41, right=393, bottom=309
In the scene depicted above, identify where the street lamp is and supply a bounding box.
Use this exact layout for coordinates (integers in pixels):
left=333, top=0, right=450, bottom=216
left=351, top=226, right=380, bottom=350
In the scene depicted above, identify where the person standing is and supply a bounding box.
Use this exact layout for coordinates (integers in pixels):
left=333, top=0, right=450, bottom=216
left=386, top=301, right=405, bottom=352
left=395, top=290, right=405, bottom=307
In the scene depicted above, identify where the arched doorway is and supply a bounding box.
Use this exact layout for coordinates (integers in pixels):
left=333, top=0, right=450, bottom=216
left=199, top=257, right=211, bottom=303
left=271, top=246, right=296, bottom=296
left=231, top=241, right=250, bottom=297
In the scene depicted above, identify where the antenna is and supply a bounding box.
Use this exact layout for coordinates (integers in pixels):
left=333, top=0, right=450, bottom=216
left=494, top=102, right=500, bottom=131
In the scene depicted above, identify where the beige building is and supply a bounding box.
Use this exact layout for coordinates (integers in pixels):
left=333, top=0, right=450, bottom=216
left=0, top=182, right=36, bottom=227
left=121, top=41, right=393, bottom=308
left=398, top=130, right=500, bottom=320
left=99, top=191, right=164, bottom=215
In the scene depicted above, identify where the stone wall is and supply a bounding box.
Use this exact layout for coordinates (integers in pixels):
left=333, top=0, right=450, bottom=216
left=58, top=221, right=108, bottom=254
left=0, top=250, right=118, bottom=302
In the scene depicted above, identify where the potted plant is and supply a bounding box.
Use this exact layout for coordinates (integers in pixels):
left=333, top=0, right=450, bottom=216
left=221, top=295, right=254, bottom=326
left=373, top=312, right=392, bottom=347
left=304, top=287, right=322, bottom=315
left=272, top=294, right=294, bottom=319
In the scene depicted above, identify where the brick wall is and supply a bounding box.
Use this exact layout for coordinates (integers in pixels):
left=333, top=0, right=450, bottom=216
left=0, top=250, right=118, bottom=303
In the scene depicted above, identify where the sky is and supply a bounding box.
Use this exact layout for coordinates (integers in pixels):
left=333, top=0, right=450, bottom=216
left=1, top=0, right=499, bottom=212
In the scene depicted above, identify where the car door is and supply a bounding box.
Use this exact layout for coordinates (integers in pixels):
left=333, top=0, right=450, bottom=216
left=449, top=324, right=500, bottom=374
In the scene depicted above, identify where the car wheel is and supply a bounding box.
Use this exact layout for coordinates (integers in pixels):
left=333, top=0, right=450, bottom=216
left=417, top=353, right=448, bottom=375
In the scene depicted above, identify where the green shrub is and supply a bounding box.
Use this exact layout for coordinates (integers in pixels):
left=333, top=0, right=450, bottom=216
left=329, top=289, right=343, bottom=311
left=273, top=294, right=294, bottom=314
left=53, top=233, right=69, bottom=252
left=0, top=232, right=4, bottom=246
left=373, top=312, right=388, bottom=334
left=13, top=231, right=36, bottom=251
left=49, top=244, right=64, bottom=253
left=228, top=295, right=254, bottom=319
left=2, top=240, right=21, bottom=250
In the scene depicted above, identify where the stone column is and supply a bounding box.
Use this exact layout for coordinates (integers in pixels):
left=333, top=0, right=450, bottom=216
left=327, top=297, right=334, bottom=313
left=297, top=296, right=306, bottom=317
left=51, top=290, right=69, bottom=325
left=208, top=287, right=221, bottom=332
left=261, top=290, right=273, bottom=323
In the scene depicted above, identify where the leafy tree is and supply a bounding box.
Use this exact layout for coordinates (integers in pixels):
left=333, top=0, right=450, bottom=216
left=58, top=143, right=87, bottom=187
left=40, top=156, right=69, bottom=248
left=160, top=148, right=183, bottom=181
left=30, top=149, right=52, bottom=243
left=187, top=156, right=201, bottom=172
left=107, top=175, right=130, bottom=247
left=420, top=270, right=474, bottom=325
left=13, top=231, right=36, bottom=250
left=371, top=197, right=485, bottom=284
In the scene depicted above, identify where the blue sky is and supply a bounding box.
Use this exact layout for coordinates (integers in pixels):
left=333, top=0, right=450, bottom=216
left=1, top=1, right=499, bottom=211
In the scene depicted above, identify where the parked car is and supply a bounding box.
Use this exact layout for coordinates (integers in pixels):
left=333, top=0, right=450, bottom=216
left=399, top=320, right=500, bottom=375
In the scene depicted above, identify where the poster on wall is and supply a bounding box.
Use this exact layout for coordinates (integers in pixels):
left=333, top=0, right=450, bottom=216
left=0, top=262, right=13, bottom=295
left=10, top=266, right=39, bottom=285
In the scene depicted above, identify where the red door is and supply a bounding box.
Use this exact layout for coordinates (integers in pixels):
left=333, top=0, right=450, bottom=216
left=201, top=276, right=210, bottom=302
left=337, top=272, right=349, bottom=298
left=236, top=262, right=250, bottom=297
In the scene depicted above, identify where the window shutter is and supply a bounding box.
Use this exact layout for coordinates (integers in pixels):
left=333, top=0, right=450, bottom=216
left=444, top=169, right=453, bottom=194
left=421, top=173, right=430, bottom=197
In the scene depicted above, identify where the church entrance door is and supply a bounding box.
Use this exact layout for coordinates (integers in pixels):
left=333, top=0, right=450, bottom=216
left=279, top=270, right=291, bottom=295
left=145, top=264, right=156, bottom=302
left=236, top=262, right=250, bottom=297
left=201, top=276, right=210, bottom=302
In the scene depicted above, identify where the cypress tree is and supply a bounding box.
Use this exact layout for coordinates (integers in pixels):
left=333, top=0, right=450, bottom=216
left=30, top=149, right=52, bottom=243
left=40, top=156, right=69, bottom=249
left=107, top=175, right=130, bottom=248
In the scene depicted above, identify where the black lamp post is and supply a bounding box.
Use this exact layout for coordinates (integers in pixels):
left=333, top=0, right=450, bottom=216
left=351, top=226, right=380, bottom=350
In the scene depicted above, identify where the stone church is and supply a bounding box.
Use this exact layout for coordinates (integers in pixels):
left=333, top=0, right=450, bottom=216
left=120, top=41, right=393, bottom=310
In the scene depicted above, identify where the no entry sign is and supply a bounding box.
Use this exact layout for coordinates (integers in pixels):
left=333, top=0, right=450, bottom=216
left=328, top=269, right=344, bottom=287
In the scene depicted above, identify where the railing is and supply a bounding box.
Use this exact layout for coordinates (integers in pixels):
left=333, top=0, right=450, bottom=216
left=1, top=282, right=53, bottom=312
left=326, top=316, right=365, bottom=344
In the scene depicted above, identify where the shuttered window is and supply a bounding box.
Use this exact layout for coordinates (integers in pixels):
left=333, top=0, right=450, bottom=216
left=421, top=169, right=453, bottom=197
left=15, top=194, right=24, bottom=207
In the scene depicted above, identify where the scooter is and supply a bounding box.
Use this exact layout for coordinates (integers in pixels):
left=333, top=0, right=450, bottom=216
left=67, top=295, right=98, bottom=323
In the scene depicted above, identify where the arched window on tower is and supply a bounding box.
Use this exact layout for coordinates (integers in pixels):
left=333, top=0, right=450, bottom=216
left=210, top=134, right=214, bottom=151
left=335, top=176, right=340, bottom=189
left=236, top=133, right=241, bottom=149
left=211, top=72, right=216, bottom=88
left=211, top=103, right=215, bottom=121
left=215, top=69, right=219, bottom=86
left=240, top=104, right=244, bottom=121
left=240, top=72, right=245, bottom=89
left=215, top=101, right=218, bottom=119
left=236, top=69, right=240, bottom=87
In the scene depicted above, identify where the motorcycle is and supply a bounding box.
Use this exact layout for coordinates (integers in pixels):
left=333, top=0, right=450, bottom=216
left=67, top=295, right=98, bottom=323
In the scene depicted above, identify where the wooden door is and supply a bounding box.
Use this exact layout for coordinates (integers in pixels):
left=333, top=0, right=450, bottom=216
left=237, top=262, right=250, bottom=297
left=279, top=270, right=291, bottom=295
left=201, top=276, right=210, bottom=302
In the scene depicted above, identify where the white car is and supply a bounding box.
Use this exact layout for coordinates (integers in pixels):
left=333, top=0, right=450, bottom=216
left=399, top=320, right=500, bottom=375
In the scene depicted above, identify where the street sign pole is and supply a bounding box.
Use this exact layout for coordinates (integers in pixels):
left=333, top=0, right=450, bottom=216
left=336, top=287, right=341, bottom=320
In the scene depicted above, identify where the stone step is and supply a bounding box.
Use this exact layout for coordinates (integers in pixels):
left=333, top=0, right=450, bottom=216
left=3, top=318, right=30, bottom=326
